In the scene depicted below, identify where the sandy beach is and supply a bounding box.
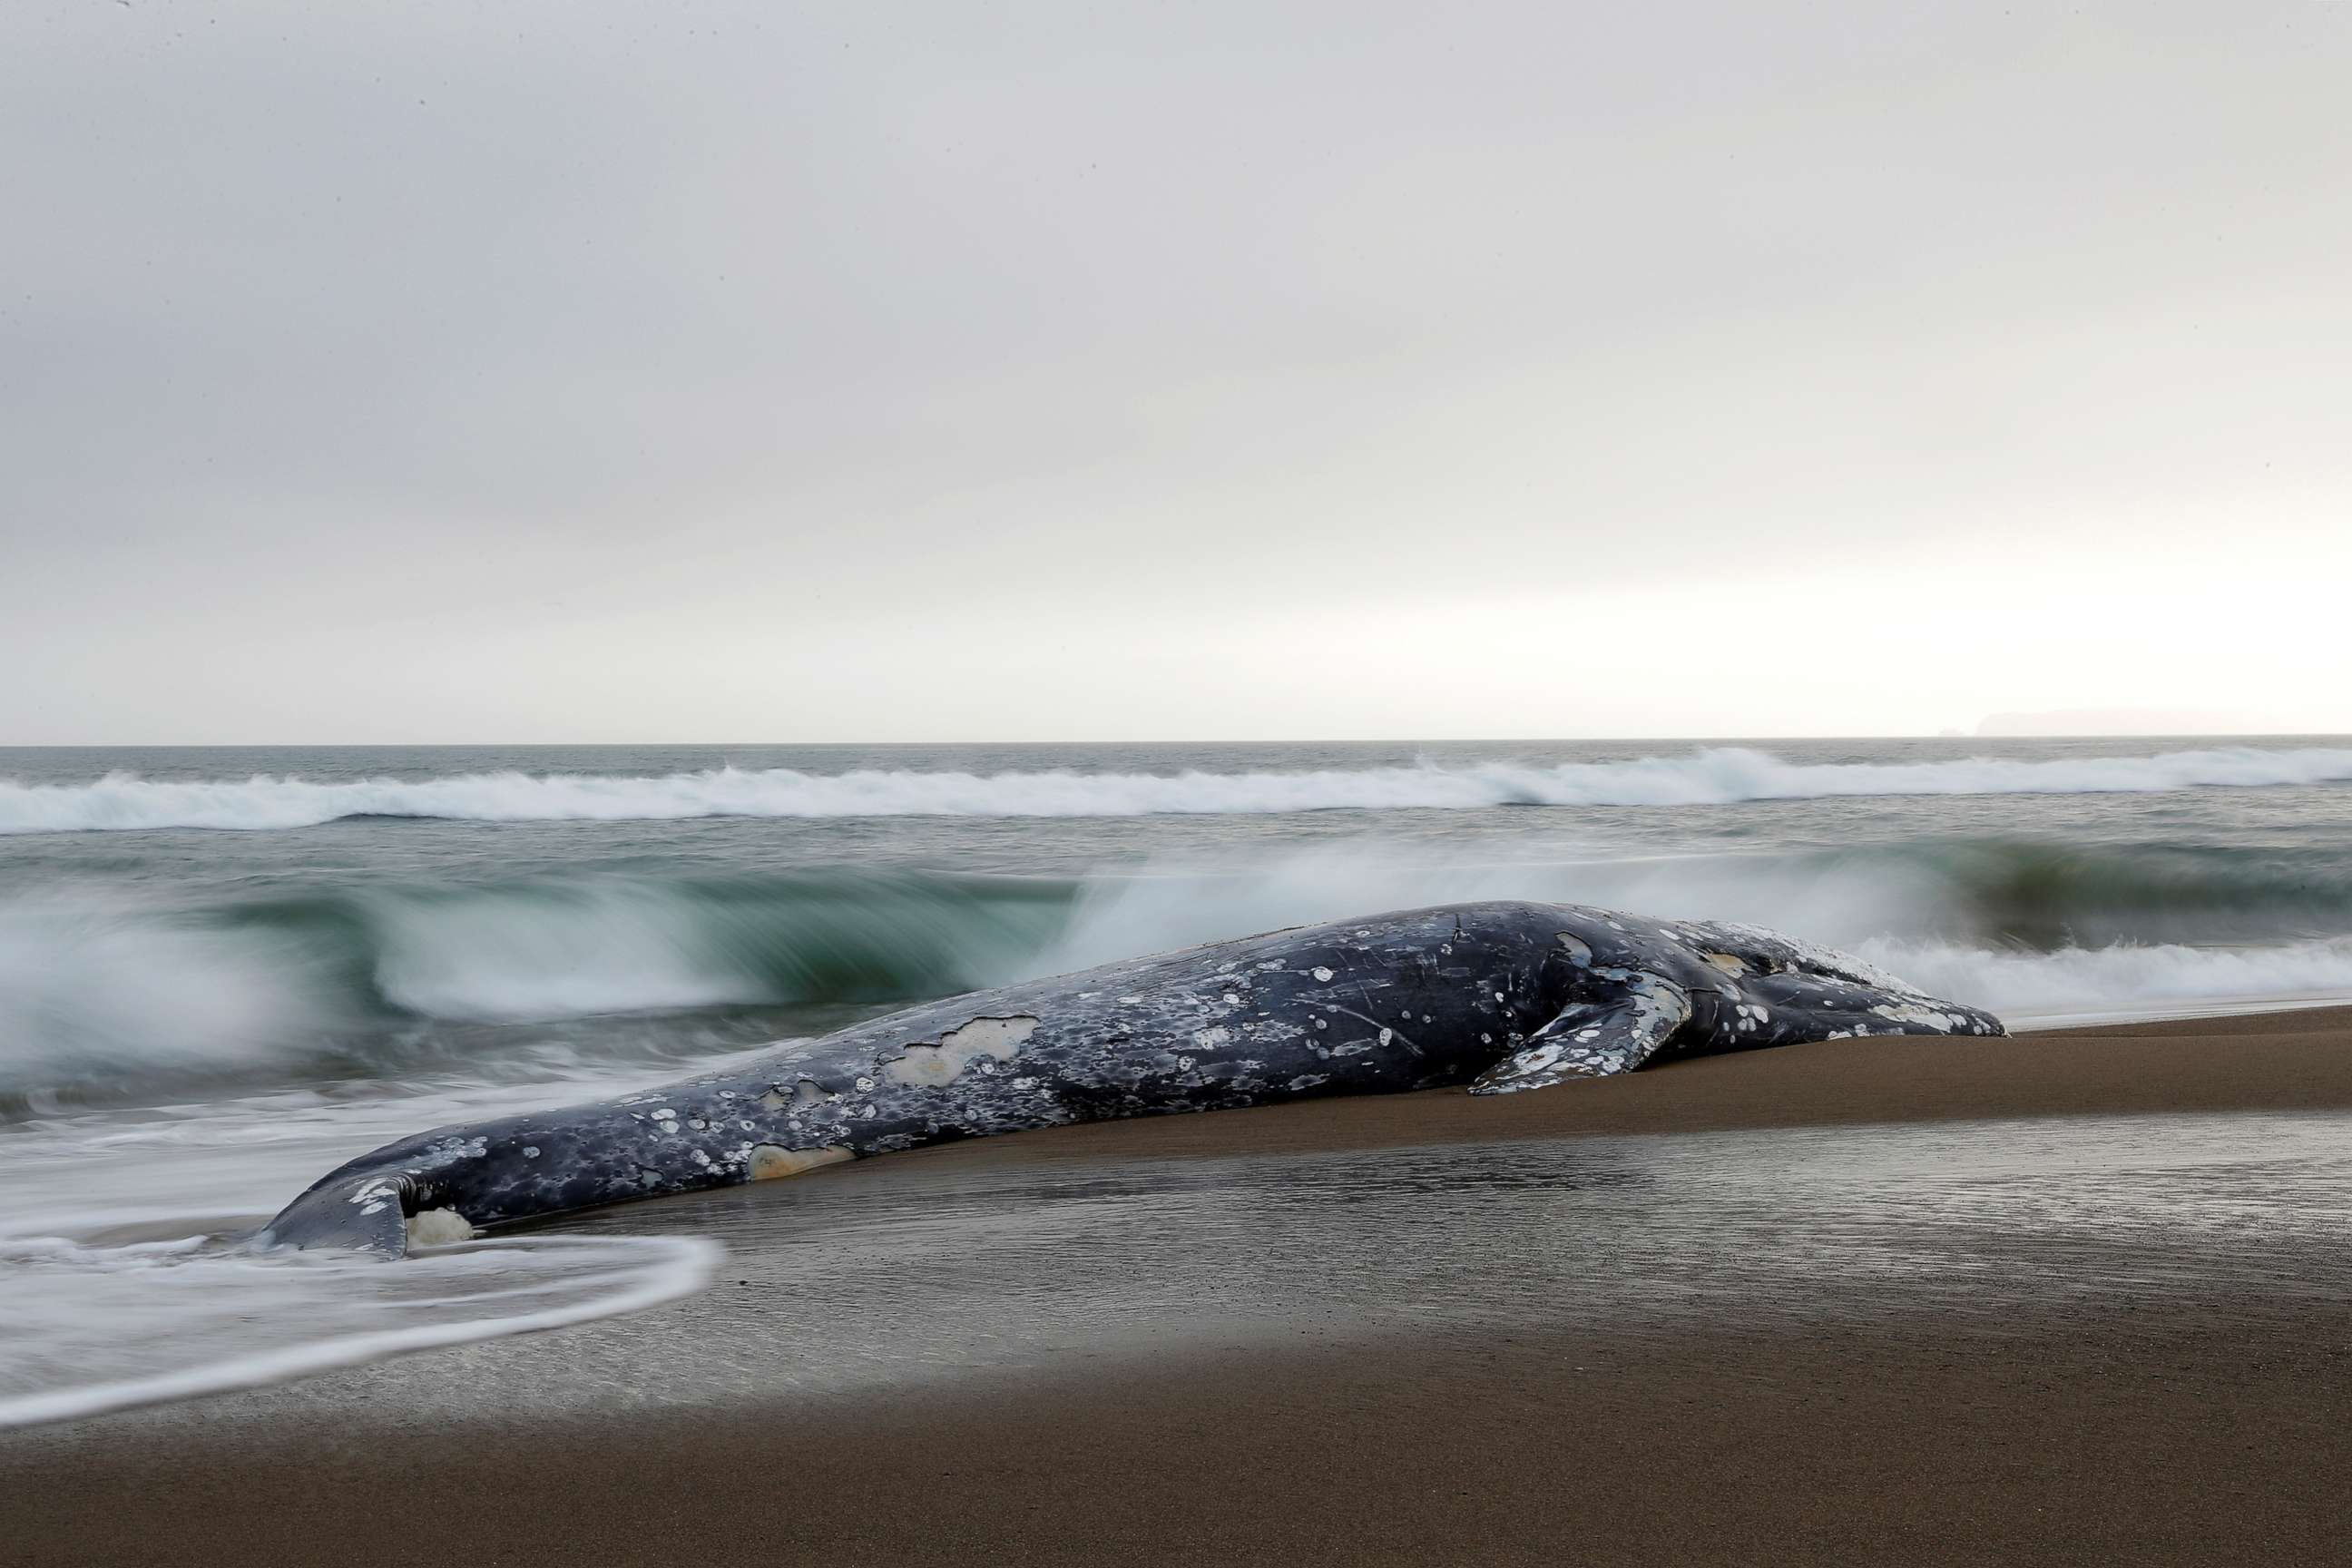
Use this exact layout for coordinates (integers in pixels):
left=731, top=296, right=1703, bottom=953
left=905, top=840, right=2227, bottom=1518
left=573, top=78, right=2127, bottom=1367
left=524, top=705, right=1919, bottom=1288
left=9, top=1006, right=2352, bottom=1566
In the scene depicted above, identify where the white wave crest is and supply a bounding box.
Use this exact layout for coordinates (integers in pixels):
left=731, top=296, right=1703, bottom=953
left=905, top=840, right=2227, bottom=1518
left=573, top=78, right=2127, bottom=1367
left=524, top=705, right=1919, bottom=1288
left=1857, top=937, right=2352, bottom=1028
left=4, top=746, right=2350, bottom=833
left=364, top=884, right=785, bottom=1022
left=0, top=900, right=343, bottom=1092
left=0, top=890, right=789, bottom=1092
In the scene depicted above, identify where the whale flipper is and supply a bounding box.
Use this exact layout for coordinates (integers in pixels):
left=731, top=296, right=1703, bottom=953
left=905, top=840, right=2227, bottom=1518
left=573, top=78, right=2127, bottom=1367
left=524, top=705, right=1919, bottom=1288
left=1468, top=972, right=1692, bottom=1093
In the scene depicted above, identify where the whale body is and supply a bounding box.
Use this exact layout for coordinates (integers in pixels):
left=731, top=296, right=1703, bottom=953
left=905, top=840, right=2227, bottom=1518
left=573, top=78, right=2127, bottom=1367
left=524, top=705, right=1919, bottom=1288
left=261, top=902, right=2004, bottom=1255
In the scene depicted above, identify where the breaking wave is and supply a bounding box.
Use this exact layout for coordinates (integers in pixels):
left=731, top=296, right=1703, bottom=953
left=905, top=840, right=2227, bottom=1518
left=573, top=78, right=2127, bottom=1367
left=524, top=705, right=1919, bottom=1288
left=5, top=745, right=2352, bottom=834
left=8, top=837, right=2352, bottom=1102
left=0, top=872, right=1069, bottom=1099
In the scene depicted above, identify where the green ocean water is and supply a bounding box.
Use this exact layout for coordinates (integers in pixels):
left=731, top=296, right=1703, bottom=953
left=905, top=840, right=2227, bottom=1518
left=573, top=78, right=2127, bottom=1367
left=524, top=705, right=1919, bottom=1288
left=5, top=736, right=2352, bottom=1106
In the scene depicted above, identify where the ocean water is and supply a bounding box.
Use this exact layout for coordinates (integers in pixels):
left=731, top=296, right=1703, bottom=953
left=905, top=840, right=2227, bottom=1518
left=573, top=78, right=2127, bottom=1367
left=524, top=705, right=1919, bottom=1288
left=4, top=736, right=2350, bottom=1425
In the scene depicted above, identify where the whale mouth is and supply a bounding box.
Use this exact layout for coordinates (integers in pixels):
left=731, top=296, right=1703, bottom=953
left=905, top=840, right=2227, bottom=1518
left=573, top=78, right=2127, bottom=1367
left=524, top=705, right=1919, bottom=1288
left=405, top=1208, right=477, bottom=1247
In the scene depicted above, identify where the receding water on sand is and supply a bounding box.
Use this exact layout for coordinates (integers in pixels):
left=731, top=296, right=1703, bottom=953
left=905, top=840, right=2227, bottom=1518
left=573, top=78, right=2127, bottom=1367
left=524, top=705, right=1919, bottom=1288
left=8, top=1093, right=2352, bottom=1427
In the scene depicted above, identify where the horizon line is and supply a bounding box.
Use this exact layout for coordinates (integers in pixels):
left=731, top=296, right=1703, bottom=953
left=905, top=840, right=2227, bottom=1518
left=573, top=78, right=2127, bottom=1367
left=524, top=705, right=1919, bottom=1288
left=1, top=731, right=2344, bottom=750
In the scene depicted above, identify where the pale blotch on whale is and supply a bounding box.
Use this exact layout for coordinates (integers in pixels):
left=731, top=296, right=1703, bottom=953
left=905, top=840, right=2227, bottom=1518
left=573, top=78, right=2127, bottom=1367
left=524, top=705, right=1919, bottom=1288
left=879, top=1015, right=1038, bottom=1088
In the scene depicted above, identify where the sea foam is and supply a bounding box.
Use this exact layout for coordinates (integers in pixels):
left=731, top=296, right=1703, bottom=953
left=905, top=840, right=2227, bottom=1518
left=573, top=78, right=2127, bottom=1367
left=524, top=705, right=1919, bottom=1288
left=0, top=1061, right=736, bottom=1431
left=0, top=1232, right=719, bottom=1430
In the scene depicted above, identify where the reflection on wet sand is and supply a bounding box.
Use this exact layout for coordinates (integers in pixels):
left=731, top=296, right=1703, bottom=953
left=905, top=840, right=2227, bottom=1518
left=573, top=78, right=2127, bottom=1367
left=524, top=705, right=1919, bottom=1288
left=534, top=1111, right=2352, bottom=1404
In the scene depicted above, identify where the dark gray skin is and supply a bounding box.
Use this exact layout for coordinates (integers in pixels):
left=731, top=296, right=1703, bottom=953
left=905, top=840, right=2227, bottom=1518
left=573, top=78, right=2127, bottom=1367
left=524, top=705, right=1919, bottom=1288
left=261, top=902, right=2004, bottom=1256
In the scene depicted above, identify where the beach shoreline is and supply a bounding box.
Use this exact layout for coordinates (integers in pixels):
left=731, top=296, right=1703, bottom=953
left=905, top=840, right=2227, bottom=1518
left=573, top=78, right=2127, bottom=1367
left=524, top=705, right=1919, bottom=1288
left=9, top=1006, right=2352, bottom=1566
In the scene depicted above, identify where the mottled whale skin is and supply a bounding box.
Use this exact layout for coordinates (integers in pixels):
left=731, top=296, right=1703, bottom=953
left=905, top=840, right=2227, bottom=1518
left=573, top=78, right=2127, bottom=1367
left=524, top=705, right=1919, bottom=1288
left=261, top=902, right=2003, bottom=1255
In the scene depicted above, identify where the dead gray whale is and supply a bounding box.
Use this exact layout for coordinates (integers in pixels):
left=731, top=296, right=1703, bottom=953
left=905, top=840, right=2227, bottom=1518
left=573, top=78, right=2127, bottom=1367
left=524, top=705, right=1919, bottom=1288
left=261, top=902, right=2003, bottom=1255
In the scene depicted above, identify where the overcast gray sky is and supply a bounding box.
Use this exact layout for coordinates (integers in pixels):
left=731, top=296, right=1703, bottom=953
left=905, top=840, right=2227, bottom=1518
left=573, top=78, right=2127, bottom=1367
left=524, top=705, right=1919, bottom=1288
left=4, top=1, right=2347, bottom=742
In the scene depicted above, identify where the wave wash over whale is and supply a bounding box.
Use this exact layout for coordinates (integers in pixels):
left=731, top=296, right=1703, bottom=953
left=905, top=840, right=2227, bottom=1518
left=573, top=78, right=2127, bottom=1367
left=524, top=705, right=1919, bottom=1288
left=264, top=903, right=2005, bottom=1256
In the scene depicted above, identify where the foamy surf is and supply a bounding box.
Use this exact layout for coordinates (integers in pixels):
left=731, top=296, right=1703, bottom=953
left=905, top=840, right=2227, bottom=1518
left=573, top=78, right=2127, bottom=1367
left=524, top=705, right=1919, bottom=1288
left=0, top=1055, right=749, bottom=1429
left=5, top=744, right=2350, bottom=834
left=0, top=1230, right=718, bottom=1430
left=1859, top=937, right=2352, bottom=1029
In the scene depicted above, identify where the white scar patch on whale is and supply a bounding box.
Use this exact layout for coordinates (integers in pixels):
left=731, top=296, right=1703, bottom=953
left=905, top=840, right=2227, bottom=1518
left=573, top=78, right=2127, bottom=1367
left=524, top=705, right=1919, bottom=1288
left=880, top=1015, right=1040, bottom=1087
left=747, top=1144, right=853, bottom=1181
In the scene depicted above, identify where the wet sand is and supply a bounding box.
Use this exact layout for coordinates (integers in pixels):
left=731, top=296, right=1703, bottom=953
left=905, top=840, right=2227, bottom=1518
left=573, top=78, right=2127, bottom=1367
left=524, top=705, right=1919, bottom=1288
left=10, top=1007, right=2352, bottom=1566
